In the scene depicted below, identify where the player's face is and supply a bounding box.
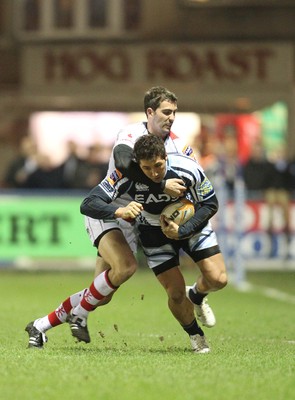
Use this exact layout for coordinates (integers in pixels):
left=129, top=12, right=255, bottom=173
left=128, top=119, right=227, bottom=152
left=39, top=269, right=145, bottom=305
left=139, top=156, right=167, bottom=183
left=147, top=100, right=177, bottom=139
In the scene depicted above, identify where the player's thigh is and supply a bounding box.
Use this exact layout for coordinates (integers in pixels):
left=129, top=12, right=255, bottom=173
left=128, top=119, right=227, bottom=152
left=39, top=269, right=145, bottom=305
left=98, top=229, right=137, bottom=271
left=156, top=267, right=186, bottom=298
left=197, top=253, right=227, bottom=282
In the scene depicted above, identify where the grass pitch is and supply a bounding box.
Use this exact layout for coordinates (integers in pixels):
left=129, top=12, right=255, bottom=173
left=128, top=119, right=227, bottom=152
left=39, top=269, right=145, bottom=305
left=0, top=267, right=294, bottom=400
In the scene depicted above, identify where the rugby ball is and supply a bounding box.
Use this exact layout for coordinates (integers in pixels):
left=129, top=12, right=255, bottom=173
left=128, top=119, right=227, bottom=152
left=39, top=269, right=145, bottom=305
left=161, top=199, right=194, bottom=225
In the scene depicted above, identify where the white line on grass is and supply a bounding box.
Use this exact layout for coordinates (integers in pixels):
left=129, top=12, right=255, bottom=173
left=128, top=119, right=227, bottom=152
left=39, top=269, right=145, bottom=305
left=243, top=283, right=295, bottom=304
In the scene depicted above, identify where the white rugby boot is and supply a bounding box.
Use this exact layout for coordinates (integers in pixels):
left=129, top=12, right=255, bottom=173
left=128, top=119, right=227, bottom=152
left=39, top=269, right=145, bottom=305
left=186, top=286, right=216, bottom=328
left=189, top=334, right=210, bottom=354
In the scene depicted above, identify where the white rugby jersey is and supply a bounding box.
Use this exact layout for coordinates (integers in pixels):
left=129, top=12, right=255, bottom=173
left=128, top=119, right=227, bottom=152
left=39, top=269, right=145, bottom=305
left=107, top=121, right=195, bottom=174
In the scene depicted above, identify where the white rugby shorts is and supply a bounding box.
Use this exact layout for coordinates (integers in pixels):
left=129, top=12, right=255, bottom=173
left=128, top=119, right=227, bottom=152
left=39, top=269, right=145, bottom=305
left=84, top=215, right=138, bottom=253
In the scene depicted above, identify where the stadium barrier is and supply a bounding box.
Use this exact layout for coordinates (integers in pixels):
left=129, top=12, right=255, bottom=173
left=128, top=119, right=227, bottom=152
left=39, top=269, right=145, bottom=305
left=0, top=190, right=94, bottom=270
left=214, top=174, right=294, bottom=287
left=0, top=190, right=294, bottom=272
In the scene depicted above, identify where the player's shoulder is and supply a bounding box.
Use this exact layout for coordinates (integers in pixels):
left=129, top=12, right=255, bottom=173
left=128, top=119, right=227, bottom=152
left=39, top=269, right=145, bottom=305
left=167, top=131, right=195, bottom=158
left=117, top=121, right=147, bottom=139
left=168, top=153, right=204, bottom=172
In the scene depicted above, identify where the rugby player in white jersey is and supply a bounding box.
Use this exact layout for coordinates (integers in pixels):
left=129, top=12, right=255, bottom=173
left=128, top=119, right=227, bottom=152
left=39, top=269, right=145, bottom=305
left=72, top=134, right=227, bottom=353
left=25, top=87, right=204, bottom=348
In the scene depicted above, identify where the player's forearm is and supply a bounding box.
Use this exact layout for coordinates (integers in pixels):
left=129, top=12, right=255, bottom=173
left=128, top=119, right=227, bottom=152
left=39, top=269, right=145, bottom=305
left=178, top=195, right=219, bottom=239
left=80, top=195, right=118, bottom=219
left=80, top=184, right=118, bottom=220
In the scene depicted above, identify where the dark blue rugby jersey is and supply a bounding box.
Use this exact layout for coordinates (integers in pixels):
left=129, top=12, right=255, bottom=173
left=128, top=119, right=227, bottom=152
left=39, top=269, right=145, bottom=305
left=81, top=153, right=218, bottom=238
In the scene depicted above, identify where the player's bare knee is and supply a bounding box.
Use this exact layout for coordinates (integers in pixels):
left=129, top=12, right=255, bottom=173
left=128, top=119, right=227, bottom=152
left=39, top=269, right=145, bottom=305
left=128, top=258, right=137, bottom=275
left=213, top=272, right=228, bottom=290
left=124, top=263, right=137, bottom=279
left=116, top=260, right=137, bottom=282
left=205, top=271, right=227, bottom=291
left=169, top=288, right=186, bottom=304
left=220, top=272, right=228, bottom=288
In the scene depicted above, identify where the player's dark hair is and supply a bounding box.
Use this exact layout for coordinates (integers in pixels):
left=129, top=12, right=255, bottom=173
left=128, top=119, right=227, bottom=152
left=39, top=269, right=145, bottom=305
left=133, top=134, right=166, bottom=162
left=143, top=86, right=177, bottom=115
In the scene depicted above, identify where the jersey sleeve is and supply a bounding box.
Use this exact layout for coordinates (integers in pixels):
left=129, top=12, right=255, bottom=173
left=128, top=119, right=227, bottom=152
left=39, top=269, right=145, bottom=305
left=80, top=171, right=130, bottom=220
left=187, top=159, right=215, bottom=202
left=178, top=194, right=218, bottom=239
left=169, top=155, right=218, bottom=239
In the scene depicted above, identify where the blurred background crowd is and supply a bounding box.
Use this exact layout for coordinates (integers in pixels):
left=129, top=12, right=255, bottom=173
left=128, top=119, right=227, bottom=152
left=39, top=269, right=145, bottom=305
left=1, top=136, right=110, bottom=190
left=2, top=130, right=295, bottom=198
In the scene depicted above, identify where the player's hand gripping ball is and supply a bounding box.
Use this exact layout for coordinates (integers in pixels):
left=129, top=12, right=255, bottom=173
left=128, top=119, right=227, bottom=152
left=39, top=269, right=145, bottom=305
left=161, top=198, right=194, bottom=225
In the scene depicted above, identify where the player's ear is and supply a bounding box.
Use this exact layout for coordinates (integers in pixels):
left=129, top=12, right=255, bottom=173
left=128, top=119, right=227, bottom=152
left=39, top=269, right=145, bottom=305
left=147, top=107, right=154, bottom=116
